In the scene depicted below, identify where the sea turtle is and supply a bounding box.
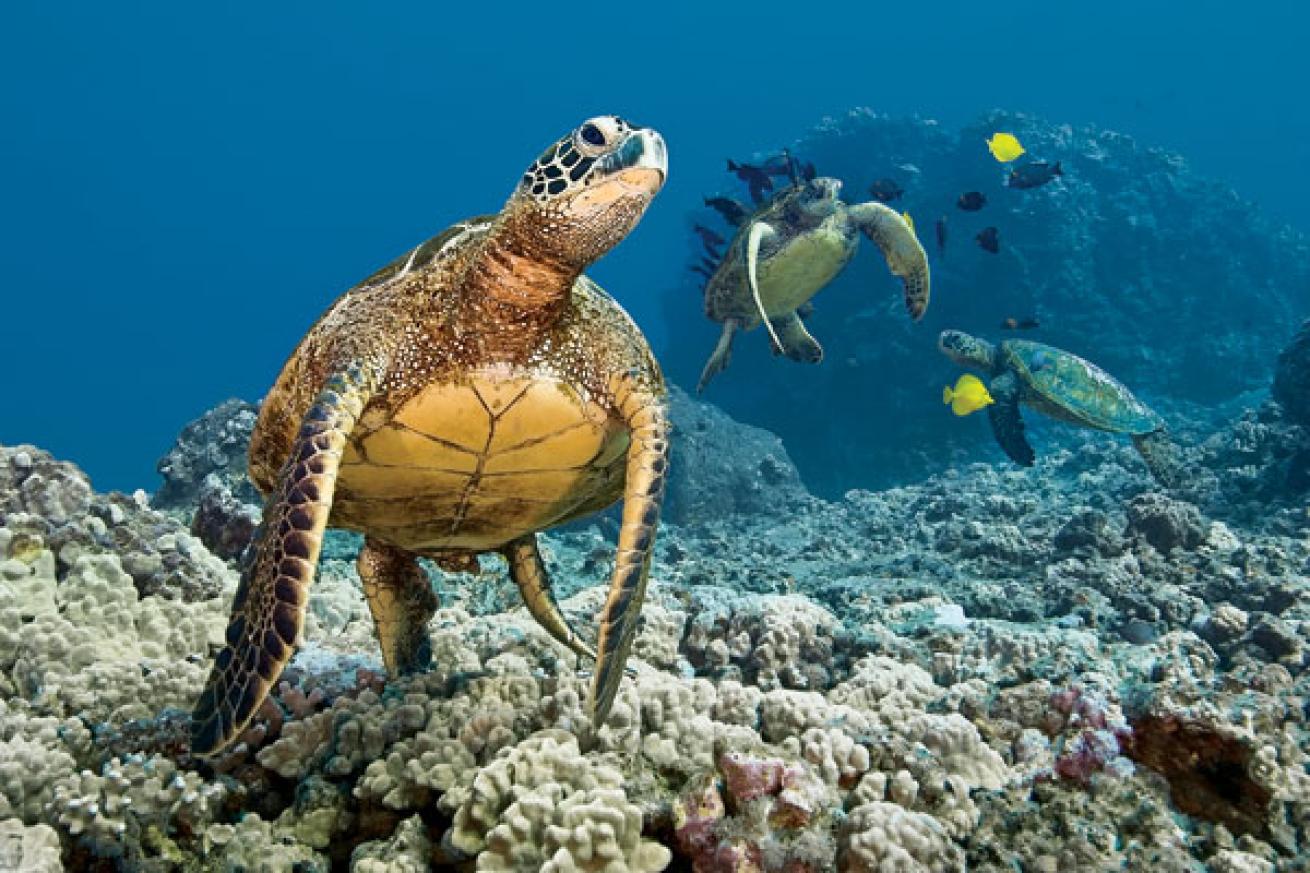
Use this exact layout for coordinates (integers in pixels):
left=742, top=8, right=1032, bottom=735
left=696, top=176, right=929, bottom=393
left=191, top=116, right=670, bottom=756
left=938, top=329, right=1180, bottom=486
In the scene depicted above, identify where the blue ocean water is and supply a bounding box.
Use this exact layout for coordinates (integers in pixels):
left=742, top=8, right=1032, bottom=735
left=0, top=0, right=1305, bottom=492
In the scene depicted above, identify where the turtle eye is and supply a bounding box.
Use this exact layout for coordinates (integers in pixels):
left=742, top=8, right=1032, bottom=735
left=580, top=123, right=606, bottom=147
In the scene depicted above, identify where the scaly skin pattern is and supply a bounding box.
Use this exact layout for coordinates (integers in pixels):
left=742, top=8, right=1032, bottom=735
left=193, top=118, right=669, bottom=756
left=191, top=364, right=370, bottom=756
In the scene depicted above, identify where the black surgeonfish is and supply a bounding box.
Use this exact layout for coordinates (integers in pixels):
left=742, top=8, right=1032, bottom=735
left=727, top=159, right=773, bottom=203
left=704, top=195, right=750, bottom=227
left=867, top=178, right=904, bottom=203
left=1008, top=161, right=1063, bottom=189
left=957, top=191, right=986, bottom=211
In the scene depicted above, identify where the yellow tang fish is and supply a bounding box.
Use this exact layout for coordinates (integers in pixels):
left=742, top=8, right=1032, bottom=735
left=987, top=132, right=1025, bottom=163
left=943, top=373, right=995, bottom=416
left=902, top=210, right=915, bottom=232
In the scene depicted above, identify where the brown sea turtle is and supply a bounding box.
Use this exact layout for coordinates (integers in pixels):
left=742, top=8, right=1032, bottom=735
left=191, top=116, right=670, bottom=756
left=697, top=176, right=930, bottom=392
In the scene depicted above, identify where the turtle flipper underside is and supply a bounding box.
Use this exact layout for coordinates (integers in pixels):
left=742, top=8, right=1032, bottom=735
left=191, top=366, right=371, bottom=757
left=358, top=538, right=438, bottom=675
left=848, top=201, right=931, bottom=321
left=592, top=378, right=670, bottom=726
left=987, top=371, right=1036, bottom=467
left=770, top=310, right=824, bottom=363
left=505, top=534, right=598, bottom=664
left=697, top=318, right=740, bottom=394
left=746, top=221, right=785, bottom=352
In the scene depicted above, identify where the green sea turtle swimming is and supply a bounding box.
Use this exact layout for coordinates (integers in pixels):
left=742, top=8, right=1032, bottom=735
left=191, top=116, right=670, bottom=756
left=938, top=329, right=1180, bottom=486
left=696, top=176, right=930, bottom=393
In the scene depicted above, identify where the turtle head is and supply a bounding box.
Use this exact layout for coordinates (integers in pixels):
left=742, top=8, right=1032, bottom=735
left=507, top=116, right=667, bottom=269
left=795, top=176, right=842, bottom=218
left=938, top=330, right=998, bottom=371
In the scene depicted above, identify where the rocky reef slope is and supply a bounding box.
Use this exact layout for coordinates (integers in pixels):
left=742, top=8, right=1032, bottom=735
left=1, top=360, right=1308, bottom=870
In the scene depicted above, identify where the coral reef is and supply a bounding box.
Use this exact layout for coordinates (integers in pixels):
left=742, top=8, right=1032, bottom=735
left=1, top=445, right=231, bottom=601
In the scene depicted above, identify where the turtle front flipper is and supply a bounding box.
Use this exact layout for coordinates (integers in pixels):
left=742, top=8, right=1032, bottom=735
left=769, top=311, right=824, bottom=363
left=987, top=371, right=1036, bottom=467
left=1132, top=429, right=1182, bottom=489
left=191, top=366, right=372, bottom=757
left=592, top=378, right=670, bottom=727
left=504, top=534, right=598, bottom=664
left=697, top=318, right=739, bottom=394
left=848, top=201, right=931, bottom=321
left=358, top=538, right=438, bottom=675
left=746, top=220, right=786, bottom=354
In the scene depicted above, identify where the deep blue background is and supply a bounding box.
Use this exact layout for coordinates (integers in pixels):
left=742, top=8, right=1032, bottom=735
left=1, top=1, right=1305, bottom=492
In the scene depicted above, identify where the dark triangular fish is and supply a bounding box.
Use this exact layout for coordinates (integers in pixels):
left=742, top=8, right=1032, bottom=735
left=693, top=223, right=725, bottom=257
left=799, top=160, right=816, bottom=182
left=935, top=217, right=948, bottom=254
left=690, top=264, right=714, bottom=280
left=698, top=255, right=719, bottom=272
left=796, top=301, right=815, bottom=319
left=1008, top=161, right=1063, bottom=190
left=976, top=226, right=1000, bottom=253
left=780, top=149, right=804, bottom=186
left=956, top=191, right=987, bottom=211
left=704, top=195, right=750, bottom=227
left=1001, top=316, right=1040, bottom=330
left=760, top=154, right=795, bottom=177
left=727, top=159, right=773, bottom=203
left=867, top=178, right=904, bottom=203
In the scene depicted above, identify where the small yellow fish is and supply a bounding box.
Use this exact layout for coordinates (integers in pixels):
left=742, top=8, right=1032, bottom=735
left=902, top=210, right=915, bottom=232
left=987, top=132, right=1025, bottom=163
left=943, top=373, right=995, bottom=416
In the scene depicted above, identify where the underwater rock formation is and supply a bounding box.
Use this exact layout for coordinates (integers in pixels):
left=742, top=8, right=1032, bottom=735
left=152, top=398, right=260, bottom=512
left=665, top=108, right=1310, bottom=495
left=1273, top=320, right=1310, bottom=427
left=665, top=386, right=812, bottom=525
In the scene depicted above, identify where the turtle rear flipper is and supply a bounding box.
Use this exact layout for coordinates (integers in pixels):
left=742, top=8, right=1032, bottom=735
left=697, top=318, right=740, bottom=394
left=848, top=201, right=930, bottom=321
left=358, top=538, right=437, bottom=675
left=191, top=366, right=371, bottom=758
left=769, top=311, right=823, bottom=363
left=592, top=378, right=669, bottom=727
left=504, top=534, right=598, bottom=664
left=1132, top=429, right=1182, bottom=489
left=987, top=371, right=1035, bottom=467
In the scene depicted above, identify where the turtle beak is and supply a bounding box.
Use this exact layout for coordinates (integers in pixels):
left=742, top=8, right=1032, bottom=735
left=601, top=128, right=667, bottom=196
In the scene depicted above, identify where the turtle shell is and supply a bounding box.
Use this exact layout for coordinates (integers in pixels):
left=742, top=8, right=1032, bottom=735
left=703, top=184, right=854, bottom=322
left=331, top=370, right=630, bottom=553
left=1002, top=340, right=1162, bottom=434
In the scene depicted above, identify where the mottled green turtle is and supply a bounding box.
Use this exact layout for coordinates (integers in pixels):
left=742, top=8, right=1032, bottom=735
left=191, top=116, right=670, bottom=756
left=696, top=177, right=930, bottom=392
left=938, top=329, right=1180, bottom=486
